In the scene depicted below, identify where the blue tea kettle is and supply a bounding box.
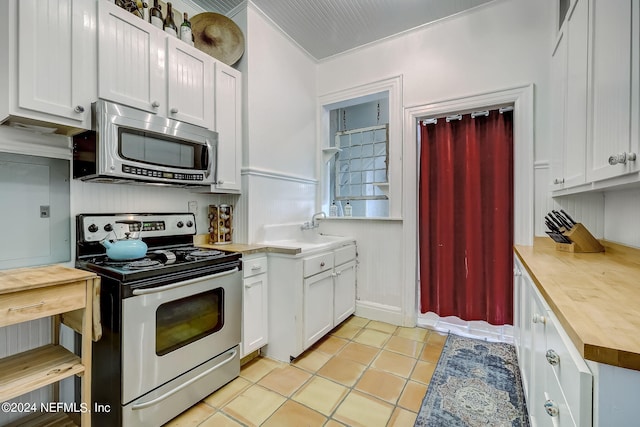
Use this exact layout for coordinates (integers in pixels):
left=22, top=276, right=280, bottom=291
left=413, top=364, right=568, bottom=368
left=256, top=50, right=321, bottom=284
left=100, top=220, right=148, bottom=260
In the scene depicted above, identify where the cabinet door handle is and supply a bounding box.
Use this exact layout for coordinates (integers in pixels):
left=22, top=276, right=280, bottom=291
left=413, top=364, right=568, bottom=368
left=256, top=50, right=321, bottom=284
left=608, top=152, right=637, bottom=165
left=513, top=268, right=522, bottom=277
left=532, top=313, right=546, bottom=324
left=553, top=178, right=564, bottom=184
left=546, top=349, right=560, bottom=366
left=74, top=105, right=85, bottom=113
left=544, top=399, right=559, bottom=417
left=9, top=301, right=45, bottom=311
left=151, top=101, right=160, bottom=108
left=170, top=107, right=179, bottom=114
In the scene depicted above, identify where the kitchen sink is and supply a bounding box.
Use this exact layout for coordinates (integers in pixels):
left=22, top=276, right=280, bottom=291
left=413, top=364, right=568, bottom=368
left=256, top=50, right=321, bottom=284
left=258, top=223, right=354, bottom=253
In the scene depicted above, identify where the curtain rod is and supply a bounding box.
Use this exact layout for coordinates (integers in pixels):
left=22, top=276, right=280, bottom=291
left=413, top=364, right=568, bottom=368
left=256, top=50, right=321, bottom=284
left=421, top=105, right=514, bottom=125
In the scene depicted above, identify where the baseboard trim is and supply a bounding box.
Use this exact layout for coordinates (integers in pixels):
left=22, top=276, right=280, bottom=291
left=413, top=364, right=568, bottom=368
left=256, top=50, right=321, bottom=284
left=355, top=301, right=403, bottom=326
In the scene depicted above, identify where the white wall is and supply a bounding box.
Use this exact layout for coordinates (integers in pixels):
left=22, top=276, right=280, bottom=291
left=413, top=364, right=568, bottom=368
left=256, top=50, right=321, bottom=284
left=242, top=4, right=318, bottom=242
left=317, top=0, right=554, bottom=325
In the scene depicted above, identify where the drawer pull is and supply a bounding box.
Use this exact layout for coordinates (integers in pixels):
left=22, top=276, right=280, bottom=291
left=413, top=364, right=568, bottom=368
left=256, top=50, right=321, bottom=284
left=251, top=265, right=262, bottom=271
left=9, top=301, right=45, bottom=312
left=532, top=313, right=546, bottom=324
left=544, top=399, right=559, bottom=417
left=546, top=349, right=560, bottom=366
left=320, top=262, right=325, bottom=267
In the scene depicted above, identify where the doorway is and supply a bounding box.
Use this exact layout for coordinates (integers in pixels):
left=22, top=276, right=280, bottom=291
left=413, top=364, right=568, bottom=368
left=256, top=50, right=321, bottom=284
left=401, top=85, right=534, bottom=329
left=418, top=108, right=514, bottom=325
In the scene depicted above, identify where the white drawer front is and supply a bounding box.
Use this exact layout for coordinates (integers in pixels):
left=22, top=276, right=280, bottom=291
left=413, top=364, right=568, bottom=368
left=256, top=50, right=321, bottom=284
left=243, top=256, right=268, bottom=279
left=303, top=252, right=334, bottom=278
left=544, top=312, right=593, bottom=427
left=334, top=244, right=356, bottom=266
left=537, top=363, right=577, bottom=427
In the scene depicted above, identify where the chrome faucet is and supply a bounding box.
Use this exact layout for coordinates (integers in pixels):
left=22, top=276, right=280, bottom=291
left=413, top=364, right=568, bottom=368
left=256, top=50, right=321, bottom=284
left=301, top=211, right=326, bottom=230
left=311, top=211, right=326, bottom=227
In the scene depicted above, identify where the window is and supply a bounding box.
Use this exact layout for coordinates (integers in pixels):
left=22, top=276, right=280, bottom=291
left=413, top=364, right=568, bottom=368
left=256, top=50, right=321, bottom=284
left=319, top=75, right=402, bottom=218
left=329, top=98, right=390, bottom=217
left=335, top=124, right=389, bottom=202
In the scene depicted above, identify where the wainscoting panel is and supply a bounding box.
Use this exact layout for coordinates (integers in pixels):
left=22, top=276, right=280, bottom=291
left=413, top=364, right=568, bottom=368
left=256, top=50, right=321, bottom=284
left=70, top=180, right=235, bottom=237
left=243, top=169, right=317, bottom=242
left=319, top=218, right=405, bottom=325
left=603, top=188, right=640, bottom=247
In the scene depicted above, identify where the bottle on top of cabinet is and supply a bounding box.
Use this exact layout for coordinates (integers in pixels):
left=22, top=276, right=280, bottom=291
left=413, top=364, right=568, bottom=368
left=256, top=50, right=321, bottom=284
left=149, top=0, right=163, bottom=30
left=141, top=2, right=149, bottom=22
left=180, top=12, right=193, bottom=45
left=163, top=2, right=178, bottom=37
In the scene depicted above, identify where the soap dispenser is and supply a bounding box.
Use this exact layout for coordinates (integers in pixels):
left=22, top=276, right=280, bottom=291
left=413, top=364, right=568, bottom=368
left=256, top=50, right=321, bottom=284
left=330, top=201, right=338, bottom=217
left=344, top=201, right=352, bottom=217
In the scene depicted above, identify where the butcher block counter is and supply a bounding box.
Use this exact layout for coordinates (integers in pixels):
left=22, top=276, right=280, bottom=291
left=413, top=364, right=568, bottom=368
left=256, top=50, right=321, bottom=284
left=0, top=264, right=96, bottom=295
left=515, top=237, right=640, bottom=371
left=193, top=235, right=301, bottom=255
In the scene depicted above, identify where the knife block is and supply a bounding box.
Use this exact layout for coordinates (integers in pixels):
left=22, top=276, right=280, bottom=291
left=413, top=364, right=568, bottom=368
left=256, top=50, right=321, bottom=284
left=555, top=223, right=604, bottom=253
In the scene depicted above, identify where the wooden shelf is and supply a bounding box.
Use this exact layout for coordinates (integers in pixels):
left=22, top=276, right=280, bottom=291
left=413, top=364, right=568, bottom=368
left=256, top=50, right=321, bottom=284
left=4, top=412, right=77, bottom=427
left=0, top=344, right=84, bottom=402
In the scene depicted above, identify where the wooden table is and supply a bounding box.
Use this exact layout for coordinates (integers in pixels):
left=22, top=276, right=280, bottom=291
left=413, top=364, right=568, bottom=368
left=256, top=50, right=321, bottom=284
left=0, top=265, right=99, bottom=426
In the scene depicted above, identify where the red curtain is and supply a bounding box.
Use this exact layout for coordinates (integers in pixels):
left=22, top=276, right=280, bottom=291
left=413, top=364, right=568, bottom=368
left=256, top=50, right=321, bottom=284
left=418, top=110, right=514, bottom=325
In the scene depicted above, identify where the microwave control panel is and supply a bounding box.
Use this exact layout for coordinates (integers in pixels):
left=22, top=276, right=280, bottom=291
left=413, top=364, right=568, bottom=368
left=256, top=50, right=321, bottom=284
left=122, top=165, right=204, bottom=182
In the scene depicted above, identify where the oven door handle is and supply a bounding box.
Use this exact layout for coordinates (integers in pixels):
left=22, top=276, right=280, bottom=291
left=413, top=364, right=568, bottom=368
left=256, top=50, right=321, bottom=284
left=131, top=347, right=238, bottom=411
left=131, top=267, right=239, bottom=296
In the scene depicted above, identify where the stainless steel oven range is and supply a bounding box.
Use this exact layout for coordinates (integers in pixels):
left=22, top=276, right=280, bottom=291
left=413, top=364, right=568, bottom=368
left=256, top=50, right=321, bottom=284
left=75, top=213, right=242, bottom=427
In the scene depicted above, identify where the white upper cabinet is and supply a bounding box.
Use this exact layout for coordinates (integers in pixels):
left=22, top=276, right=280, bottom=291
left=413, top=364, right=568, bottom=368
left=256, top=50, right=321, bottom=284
left=98, top=0, right=164, bottom=116
left=98, top=1, right=215, bottom=129
left=167, top=37, right=215, bottom=128
left=586, top=0, right=639, bottom=182
left=212, top=62, right=242, bottom=192
left=551, top=0, right=640, bottom=194
left=0, top=0, right=96, bottom=134
left=550, top=0, right=589, bottom=190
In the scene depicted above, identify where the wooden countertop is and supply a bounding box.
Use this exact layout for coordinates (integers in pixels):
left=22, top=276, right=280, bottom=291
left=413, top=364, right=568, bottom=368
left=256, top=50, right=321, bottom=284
left=0, top=265, right=97, bottom=295
left=193, top=235, right=301, bottom=255
left=515, top=237, right=640, bottom=371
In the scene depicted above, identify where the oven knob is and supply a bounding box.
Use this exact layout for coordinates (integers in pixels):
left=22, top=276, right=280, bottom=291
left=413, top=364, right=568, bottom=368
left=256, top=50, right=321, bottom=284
left=177, top=221, right=184, bottom=228
left=104, top=223, right=113, bottom=232
left=186, top=221, right=193, bottom=228
left=88, top=224, right=98, bottom=233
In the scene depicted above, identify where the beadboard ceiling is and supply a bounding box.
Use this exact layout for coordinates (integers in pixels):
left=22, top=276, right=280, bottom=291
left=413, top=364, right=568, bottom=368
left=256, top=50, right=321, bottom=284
left=189, top=0, right=495, bottom=60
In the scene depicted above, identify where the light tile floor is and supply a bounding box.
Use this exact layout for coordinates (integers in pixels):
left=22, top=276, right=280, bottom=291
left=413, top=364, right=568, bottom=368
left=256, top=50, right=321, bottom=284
left=163, top=316, right=447, bottom=427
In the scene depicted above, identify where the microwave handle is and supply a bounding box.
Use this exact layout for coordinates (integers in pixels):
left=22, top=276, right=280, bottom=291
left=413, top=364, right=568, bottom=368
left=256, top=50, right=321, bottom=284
left=204, top=140, right=214, bottom=180
left=212, top=141, right=219, bottom=184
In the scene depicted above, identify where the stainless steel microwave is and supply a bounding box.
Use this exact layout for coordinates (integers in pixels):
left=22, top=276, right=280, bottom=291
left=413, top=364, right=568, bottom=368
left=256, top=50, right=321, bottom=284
left=73, top=100, right=217, bottom=186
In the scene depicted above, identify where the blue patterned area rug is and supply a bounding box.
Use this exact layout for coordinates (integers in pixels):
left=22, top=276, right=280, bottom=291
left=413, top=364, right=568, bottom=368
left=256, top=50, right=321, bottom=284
left=415, top=333, right=529, bottom=427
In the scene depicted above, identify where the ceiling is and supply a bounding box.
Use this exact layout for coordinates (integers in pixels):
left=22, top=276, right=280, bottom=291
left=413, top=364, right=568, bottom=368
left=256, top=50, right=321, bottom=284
left=189, top=0, right=495, bottom=60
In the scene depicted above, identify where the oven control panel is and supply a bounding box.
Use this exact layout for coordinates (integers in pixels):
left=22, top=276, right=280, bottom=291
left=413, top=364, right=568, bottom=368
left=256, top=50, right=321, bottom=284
left=79, top=213, right=197, bottom=242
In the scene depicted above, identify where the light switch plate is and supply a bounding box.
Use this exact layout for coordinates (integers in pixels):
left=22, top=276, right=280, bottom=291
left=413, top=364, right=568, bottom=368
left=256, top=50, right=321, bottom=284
left=188, top=201, right=198, bottom=216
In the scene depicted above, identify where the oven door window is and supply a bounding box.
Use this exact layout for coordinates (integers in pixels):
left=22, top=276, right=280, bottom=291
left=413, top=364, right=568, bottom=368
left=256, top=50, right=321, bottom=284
left=155, top=288, right=224, bottom=356
left=118, top=128, right=207, bottom=169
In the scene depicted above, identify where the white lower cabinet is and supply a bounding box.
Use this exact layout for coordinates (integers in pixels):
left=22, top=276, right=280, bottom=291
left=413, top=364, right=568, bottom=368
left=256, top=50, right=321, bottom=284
left=514, top=254, right=592, bottom=427
left=241, top=254, right=268, bottom=357
left=266, top=243, right=357, bottom=362
left=303, top=270, right=334, bottom=349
